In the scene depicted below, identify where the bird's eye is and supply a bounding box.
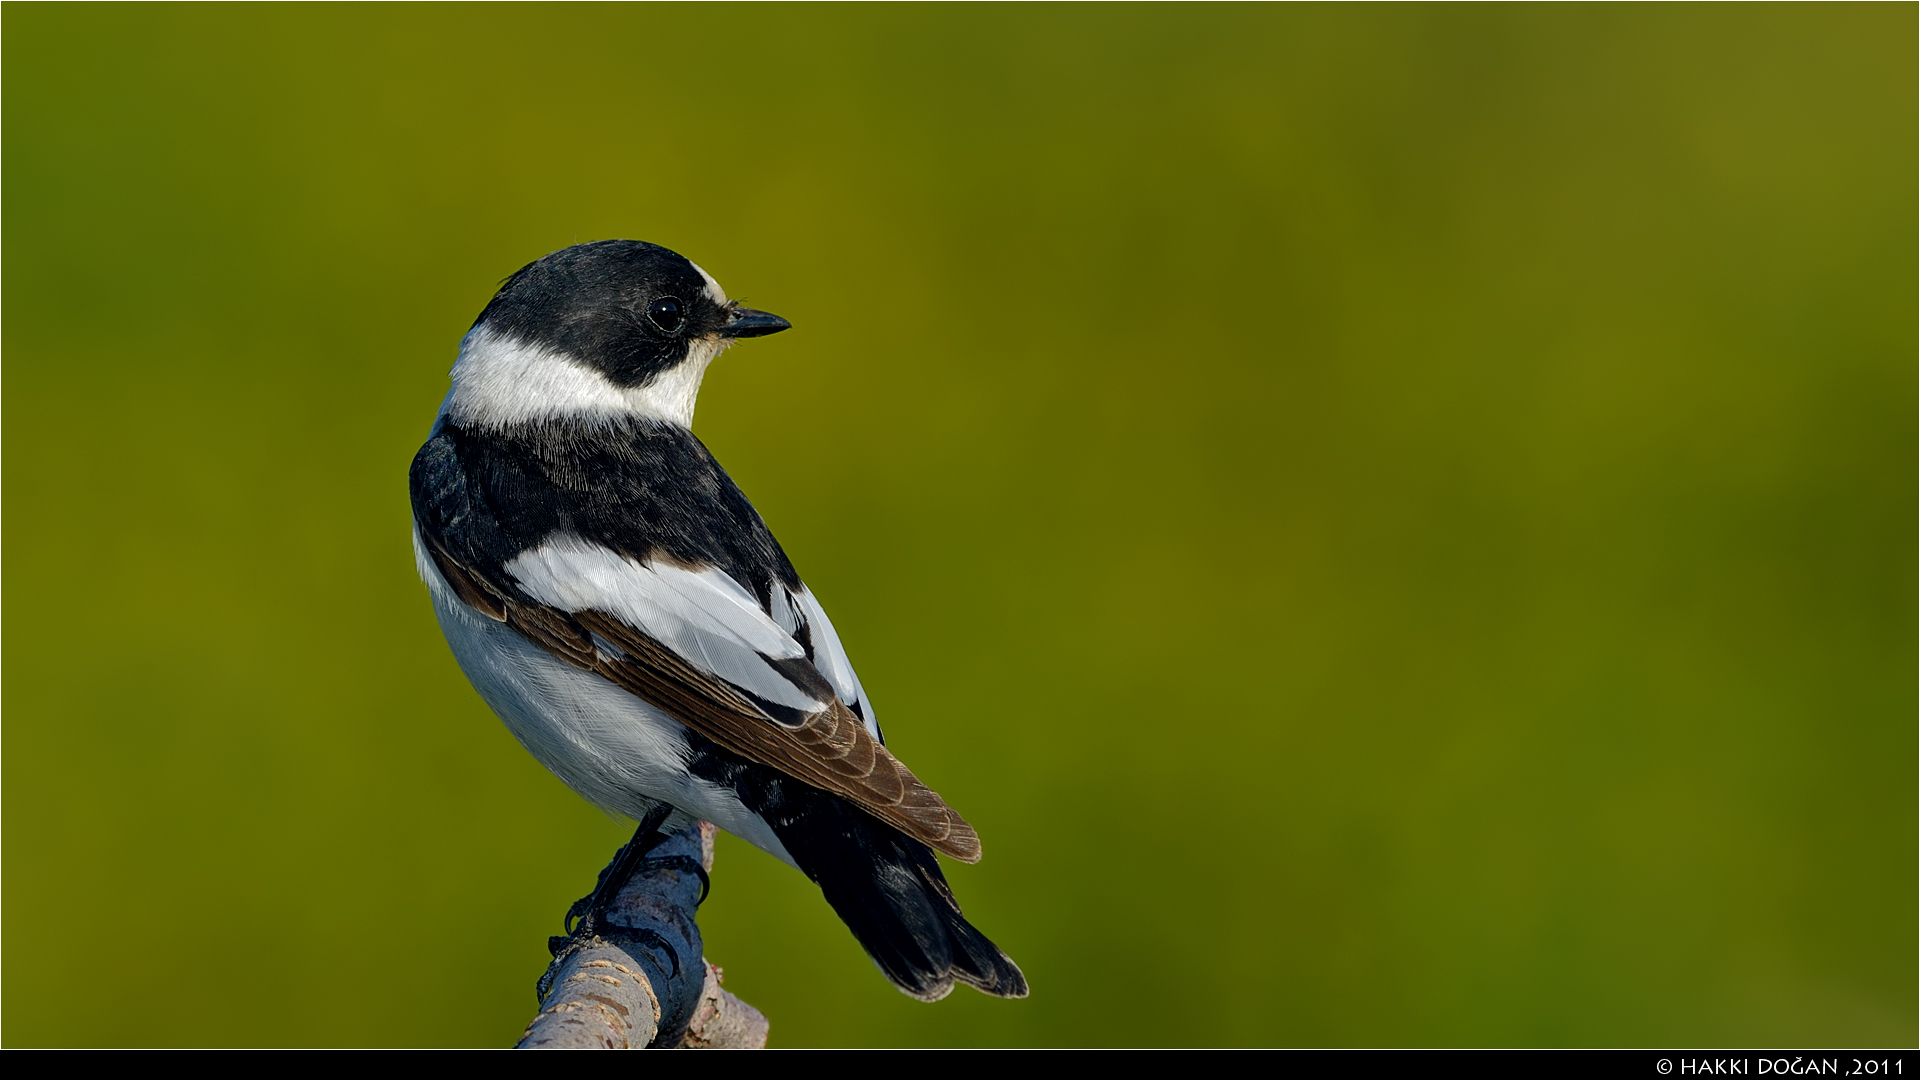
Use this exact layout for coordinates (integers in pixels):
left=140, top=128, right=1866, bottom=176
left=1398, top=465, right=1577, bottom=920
left=647, top=296, right=685, bottom=333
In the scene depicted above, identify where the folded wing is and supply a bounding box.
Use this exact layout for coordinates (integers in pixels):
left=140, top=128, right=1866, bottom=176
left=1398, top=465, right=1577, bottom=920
left=420, top=530, right=981, bottom=863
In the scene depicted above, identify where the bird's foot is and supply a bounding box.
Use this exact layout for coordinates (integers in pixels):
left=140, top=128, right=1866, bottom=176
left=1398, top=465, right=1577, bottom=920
left=535, top=804, right=693, bottom=1002
left=560, top=849, right=714, bottom=933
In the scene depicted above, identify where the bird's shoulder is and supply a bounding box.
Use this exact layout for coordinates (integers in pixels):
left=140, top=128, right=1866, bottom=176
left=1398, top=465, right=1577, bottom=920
left=410, top=414, right=799, bottom=600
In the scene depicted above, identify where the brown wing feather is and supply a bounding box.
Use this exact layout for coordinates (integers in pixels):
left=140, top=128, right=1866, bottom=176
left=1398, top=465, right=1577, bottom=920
left=424, top=537, right=508, bottom=622
left=424, top=541, right=980, bottom=862
left=574, top=610, right=980, bottom=862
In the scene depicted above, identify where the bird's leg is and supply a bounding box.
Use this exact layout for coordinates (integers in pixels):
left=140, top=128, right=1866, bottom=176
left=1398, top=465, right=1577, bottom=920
left=559, top=819, right=711, bottom=926
left=561, top=802, right=674, bottom=940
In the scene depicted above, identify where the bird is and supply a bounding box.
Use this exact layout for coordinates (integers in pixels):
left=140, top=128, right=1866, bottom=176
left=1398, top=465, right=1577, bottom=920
left=408, top=239, right=1027, bottom=1003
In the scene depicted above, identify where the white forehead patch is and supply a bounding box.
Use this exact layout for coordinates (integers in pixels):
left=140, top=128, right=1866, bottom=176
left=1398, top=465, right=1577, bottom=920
left=688, top=260, right=729, bottom=306
left=442, top=325, right=729, bottom=430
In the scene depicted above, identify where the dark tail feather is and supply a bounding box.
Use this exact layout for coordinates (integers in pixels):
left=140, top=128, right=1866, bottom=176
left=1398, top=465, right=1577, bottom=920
left=681, top=734, right=1027, bottom=1001
left=782, top=799, right=1028, bottom=1001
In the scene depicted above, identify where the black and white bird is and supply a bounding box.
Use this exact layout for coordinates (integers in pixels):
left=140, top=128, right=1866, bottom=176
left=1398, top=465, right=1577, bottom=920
left=409, top=240, right=1026, bottom=1002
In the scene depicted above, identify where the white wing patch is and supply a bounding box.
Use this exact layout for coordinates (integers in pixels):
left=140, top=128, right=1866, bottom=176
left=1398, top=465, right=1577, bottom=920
left=792, top=586, right=880, bottom=741
left=507, top=535, right=824, bottom=715
left=502, top=534, right=883, bottom=741
left=767, top=583, right=800, bottom=636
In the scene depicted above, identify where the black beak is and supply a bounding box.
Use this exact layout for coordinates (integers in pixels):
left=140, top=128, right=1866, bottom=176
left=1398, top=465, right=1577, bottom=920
left=718, top=307, right=791, bottom=339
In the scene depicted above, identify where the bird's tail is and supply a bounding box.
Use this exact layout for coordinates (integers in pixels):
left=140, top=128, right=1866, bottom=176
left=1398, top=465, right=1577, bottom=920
left=779, top=797, right=1028, bottom=1002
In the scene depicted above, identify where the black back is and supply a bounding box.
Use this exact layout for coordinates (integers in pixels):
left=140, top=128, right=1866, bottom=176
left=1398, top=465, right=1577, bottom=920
left=410, top=415, right=803, bottom=609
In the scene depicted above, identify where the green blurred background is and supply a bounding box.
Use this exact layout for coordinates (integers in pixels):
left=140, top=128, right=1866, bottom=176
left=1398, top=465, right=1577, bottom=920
left=4, top=4, right=1912, bottom=1048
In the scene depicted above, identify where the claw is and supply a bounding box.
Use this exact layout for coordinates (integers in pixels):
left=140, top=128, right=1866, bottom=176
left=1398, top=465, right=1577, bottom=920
left=624, top=926, right=682, bottom=979
left=563, top=895, right=593, bottom=936
left=638, top=854, right=711, bottom=906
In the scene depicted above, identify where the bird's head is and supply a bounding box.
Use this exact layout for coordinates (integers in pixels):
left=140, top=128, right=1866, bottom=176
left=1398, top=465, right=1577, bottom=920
left=446, top=240, right=789, bottom=430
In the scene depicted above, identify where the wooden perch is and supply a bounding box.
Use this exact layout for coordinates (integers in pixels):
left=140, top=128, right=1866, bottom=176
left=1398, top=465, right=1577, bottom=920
left=517, top=821, right=769, bottom=1049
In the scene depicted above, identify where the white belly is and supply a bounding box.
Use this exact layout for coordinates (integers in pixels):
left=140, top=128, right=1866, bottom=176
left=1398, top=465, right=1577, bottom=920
left=414, top=527, right=798, bottom=867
